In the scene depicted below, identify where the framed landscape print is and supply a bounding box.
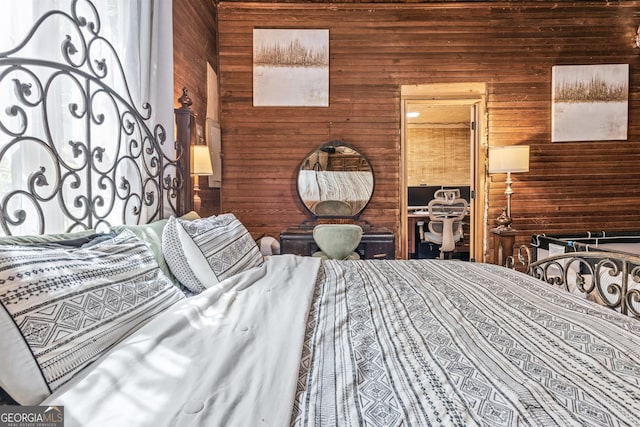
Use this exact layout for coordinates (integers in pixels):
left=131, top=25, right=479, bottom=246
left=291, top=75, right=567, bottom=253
left=551, top=64, right=628, bottom=142
left=253, top=29, right=329, bottom=107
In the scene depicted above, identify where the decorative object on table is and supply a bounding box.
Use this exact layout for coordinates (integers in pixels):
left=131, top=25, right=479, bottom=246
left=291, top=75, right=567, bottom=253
left=191, top=144, right=214, bottom=213
left=495, top=207, right=512, bottom=228
left=551, top=64, right=628, bottom=142
left=488, top=145, right=530, bottom=229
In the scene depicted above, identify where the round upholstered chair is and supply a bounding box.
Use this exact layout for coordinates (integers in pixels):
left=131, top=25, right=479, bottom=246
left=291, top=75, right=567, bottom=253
left=312, top=224, right=363, bottom=260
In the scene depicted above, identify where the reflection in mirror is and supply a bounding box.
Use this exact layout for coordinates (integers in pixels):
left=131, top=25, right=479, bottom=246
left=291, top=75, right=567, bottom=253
left=297, top=140, right=374, bottom=219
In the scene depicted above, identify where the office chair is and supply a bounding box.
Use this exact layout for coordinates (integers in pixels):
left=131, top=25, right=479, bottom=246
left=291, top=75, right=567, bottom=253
left=420, top=189, right=468, bottom=259
left=312, top=224, right=362, bottom=260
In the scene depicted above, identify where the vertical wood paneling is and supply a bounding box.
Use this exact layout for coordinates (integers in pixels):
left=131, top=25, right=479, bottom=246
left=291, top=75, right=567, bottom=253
left=214, top=1, right=640, bottom=259
left=173, top=0, right=220, bottom=217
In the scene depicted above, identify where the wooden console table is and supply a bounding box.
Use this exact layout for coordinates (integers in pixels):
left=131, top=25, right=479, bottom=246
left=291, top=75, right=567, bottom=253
left=280, top=227, right=395, bottom=260
left=491, top=227, right=517, bottom=266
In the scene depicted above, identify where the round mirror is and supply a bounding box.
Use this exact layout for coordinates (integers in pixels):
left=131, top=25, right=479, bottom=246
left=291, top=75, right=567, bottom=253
left=297, top=140, right=374, bottom=218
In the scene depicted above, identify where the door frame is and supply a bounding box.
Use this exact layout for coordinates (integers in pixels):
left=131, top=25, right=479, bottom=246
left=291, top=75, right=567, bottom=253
left=400, top=83, right=488, bottom=261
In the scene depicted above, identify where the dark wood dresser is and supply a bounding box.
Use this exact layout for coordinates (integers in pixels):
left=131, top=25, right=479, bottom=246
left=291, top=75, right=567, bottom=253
left=280, top=227, right=395, bottom=260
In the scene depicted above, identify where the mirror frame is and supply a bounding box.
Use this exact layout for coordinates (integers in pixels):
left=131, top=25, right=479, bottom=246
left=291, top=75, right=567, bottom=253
left=296, top=139, right=374, bottom=225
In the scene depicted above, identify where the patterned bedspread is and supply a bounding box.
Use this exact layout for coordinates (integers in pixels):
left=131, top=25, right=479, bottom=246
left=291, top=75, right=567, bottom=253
left=292, top=259, right=640, bottom=427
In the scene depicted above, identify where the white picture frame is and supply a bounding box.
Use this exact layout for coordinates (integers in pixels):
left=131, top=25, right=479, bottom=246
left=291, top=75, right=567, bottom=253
left=551, top=64, right=628, bottom=142
left=253, top=29, right=329, bottom=107
left=207, top=119, right=221, bottom=188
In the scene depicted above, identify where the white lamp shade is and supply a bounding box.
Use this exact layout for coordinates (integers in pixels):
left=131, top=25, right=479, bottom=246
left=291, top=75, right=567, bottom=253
left=192, top=144, right=214, bottom=176
left=488, top=145, right=530, bottom=174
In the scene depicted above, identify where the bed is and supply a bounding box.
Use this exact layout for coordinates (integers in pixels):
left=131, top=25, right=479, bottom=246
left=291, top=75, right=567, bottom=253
left=1, top=230, right=639, bottom=425
left=3, top=226, right=640, bottom=426
left=2, top=3, right=640, bottom=427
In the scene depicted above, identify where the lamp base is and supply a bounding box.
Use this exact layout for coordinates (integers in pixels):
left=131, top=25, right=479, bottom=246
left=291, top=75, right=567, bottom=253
left=495, top=207, right=512, bottom=229
left=193, top=182, right=202, bottom=213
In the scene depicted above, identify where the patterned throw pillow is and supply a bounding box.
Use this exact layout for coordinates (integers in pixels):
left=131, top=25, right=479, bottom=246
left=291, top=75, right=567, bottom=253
left=111, top=210, right=202, bottom=287
left=0, top=229, right=185, bottom=405
left=162, top=213, right=264, bottom=293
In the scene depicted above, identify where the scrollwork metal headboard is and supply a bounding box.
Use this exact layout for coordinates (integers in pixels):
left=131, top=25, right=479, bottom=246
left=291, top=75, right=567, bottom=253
left=0, top=0, right=185, bottom=235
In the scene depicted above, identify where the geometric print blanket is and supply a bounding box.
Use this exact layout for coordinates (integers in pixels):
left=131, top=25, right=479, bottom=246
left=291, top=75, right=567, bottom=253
left=291, top=259, right=640, bottom=427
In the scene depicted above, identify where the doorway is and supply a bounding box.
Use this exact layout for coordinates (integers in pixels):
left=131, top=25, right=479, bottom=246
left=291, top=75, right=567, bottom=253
left=400, top=84, right=487, bottom=261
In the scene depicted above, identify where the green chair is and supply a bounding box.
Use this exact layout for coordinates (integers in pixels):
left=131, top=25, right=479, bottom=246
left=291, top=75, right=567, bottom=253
left=312, top=224, right=362, bottom=260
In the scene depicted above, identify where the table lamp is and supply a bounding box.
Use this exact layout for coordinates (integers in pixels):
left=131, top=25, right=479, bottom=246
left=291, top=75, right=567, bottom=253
left=191, top=144, right=214, bottom=213
left=488, top=145, right=530, bottom=228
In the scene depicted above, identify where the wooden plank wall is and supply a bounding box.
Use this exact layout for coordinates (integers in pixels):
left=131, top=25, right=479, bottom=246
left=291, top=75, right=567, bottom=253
left=173, top=0, right=220, bottom=217
left=213, top=1, right=640, bottom=260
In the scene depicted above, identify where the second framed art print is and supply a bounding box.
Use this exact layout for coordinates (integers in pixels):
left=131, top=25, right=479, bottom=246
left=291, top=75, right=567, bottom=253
left=552, top=64, right=628, bottom=142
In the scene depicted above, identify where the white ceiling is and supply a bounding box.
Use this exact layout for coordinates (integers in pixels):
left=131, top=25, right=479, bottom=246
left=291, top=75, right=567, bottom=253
left=406, top=103, right=471, bottom=126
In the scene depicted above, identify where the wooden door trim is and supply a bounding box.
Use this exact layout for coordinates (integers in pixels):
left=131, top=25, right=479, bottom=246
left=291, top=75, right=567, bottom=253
left=400, top=83, right=487, bottom=261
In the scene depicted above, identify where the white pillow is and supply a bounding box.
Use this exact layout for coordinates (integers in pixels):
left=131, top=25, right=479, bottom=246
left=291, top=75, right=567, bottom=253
left=162, top=213, right=264, bottom=293
left=0, top=229, right=185, bottom=405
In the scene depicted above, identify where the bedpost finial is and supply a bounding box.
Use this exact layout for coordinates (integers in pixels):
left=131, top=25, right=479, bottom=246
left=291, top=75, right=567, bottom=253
left=178, top=87, right=192, bottom=108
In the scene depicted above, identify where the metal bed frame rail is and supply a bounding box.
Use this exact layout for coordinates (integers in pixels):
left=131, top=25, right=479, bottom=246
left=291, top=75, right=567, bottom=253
left=526, top=250, right=640, bottom=318
left=530, top=231, right=640, bottom=262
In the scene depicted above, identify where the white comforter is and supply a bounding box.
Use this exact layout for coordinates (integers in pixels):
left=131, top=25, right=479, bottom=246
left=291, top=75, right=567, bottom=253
left=43, top=255, right=321, bottom=427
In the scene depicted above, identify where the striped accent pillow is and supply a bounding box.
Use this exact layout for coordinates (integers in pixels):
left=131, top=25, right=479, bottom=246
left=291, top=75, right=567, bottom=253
left=162, top=214, right=264, bottom=293
left=0, top=229, right=185, bottom=405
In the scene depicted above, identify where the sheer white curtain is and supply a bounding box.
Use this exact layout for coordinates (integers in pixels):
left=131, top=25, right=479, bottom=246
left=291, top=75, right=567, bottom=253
left=0, top=0, right=173, bottom=235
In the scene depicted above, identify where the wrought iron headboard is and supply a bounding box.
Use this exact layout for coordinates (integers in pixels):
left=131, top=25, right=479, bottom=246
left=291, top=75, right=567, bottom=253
left=527, top=251, right=640, bottom=319
left=506, top=244, right=640, bottom=319
left=0, top=0, right=187, bottom=235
